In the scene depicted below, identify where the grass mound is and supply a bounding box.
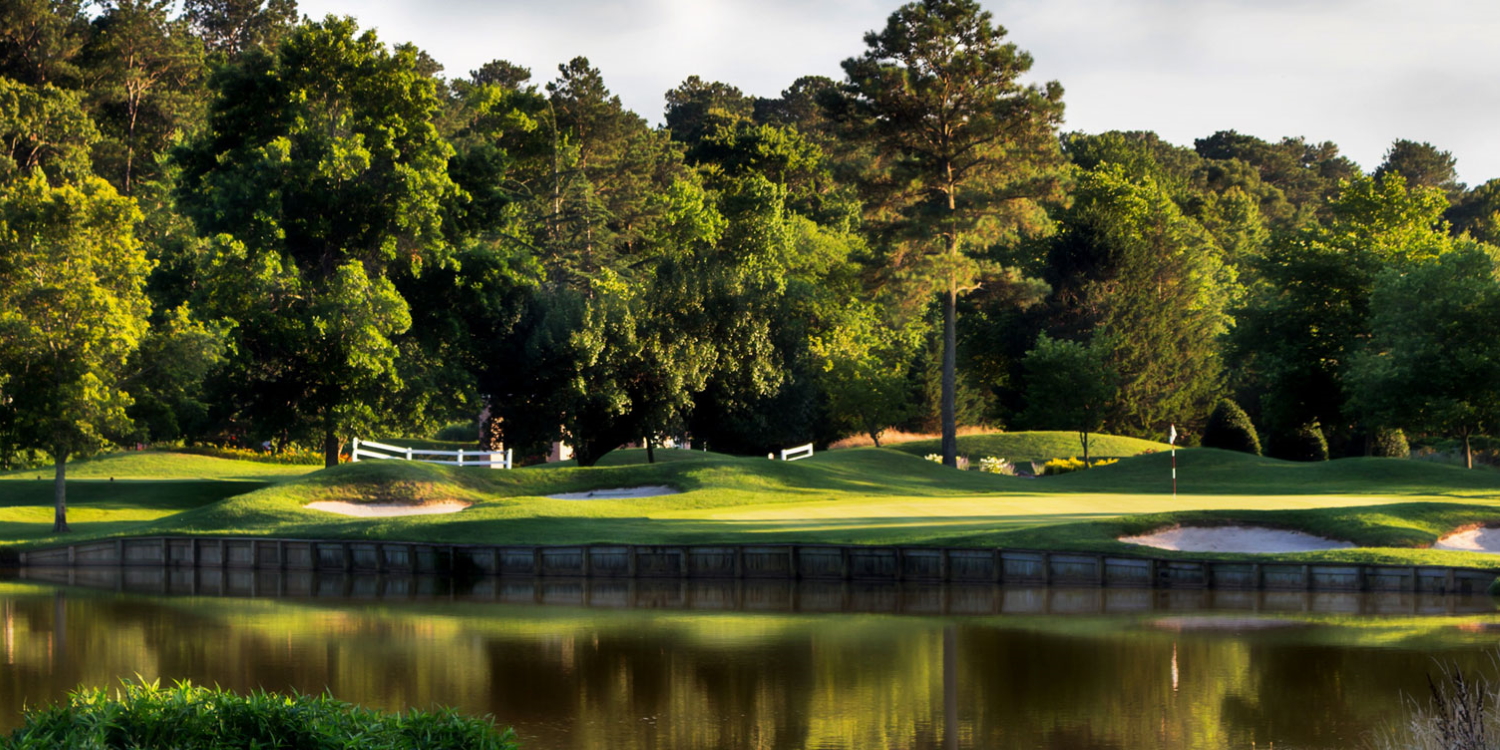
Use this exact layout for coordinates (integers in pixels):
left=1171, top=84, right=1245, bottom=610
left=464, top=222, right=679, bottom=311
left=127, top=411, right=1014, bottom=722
left=5, top=680, right=515, bottom=750
left=887, top=431, right=1172, bottom=463
left=0, top=451, right=311, bottom=482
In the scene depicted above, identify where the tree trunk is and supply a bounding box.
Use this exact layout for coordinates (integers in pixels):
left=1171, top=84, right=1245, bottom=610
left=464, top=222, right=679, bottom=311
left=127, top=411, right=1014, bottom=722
left=1465, top=432, right=1473, bottom=470
left=941, top=279, right=958, bottom=468
left=645, top=436, right=656, bottom=464
left=871, top=430, right=882, bottom=448
left=52, top=451, right=70, bottom=534
left=323, top=427, right=341, bottom=468
left=1081, top=430, right=1090, bottom=465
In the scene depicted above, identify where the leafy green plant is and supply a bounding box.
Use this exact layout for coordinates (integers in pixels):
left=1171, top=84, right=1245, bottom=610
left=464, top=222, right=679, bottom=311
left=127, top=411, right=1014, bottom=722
left=1372, top=428, right=1411, bottom=459
left=1272, top=422, right=1329, bottom=462
left=978, top=456, right=1015, bottom=475
left=177, top=445, right=330, bottom=465
left=3, top=680, right=517, bottom=750
left=1201, top=399, right=1261, bottom=455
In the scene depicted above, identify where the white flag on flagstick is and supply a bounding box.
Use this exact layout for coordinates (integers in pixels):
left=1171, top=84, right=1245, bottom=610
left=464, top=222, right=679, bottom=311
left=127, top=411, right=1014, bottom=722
left=1168, top=424, right=1177, bottom=445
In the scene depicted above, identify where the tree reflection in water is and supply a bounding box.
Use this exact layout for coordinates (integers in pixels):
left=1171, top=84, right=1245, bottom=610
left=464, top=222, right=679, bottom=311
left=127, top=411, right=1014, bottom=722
left=0, top=571, right=1493, bottom=750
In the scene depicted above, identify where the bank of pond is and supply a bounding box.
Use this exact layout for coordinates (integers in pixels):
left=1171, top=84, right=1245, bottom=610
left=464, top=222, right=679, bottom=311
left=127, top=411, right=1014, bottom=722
left=2, top=569, right=1500, bottom=749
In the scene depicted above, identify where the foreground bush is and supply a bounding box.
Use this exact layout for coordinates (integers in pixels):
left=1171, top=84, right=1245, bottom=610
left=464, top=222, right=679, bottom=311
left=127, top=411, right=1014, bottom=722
left=1201, top=399, right=1261, bottom=455
left=5, top=681, right=518, bottom=750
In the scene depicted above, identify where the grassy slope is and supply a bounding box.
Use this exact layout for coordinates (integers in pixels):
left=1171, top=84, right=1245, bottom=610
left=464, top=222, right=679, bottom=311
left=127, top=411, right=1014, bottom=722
left=7, top=446, right=1500, bottom=568
left=887, top=431, right=1173, bottom=463
left=0, top=452, right=311, bottom=544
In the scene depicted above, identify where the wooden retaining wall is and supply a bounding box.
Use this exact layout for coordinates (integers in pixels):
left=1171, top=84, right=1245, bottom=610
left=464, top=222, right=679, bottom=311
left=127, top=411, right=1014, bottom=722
left=13, top=537, right=1498, bottom=594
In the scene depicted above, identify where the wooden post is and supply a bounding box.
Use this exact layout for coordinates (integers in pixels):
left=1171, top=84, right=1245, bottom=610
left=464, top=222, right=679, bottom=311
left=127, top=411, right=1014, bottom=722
left=116, top=539, right=124, bottom=566
left=1303, top=564, right=1312, bottom=590
left=1147, top=558, right=1158, bottom=588
left=161, top=538, right=169, bottom=567
left=627, top=546, right=637, bottom=577
left=840, top=547, right=850, bottom=580
left=788, top=545, right=799, bottom=579
left=992, top=549, right=1002, bottom=585
left=1040, top=552, right=1051, bottom=586
left=457, top=449, right=465, bottom=467
left=533, top=546, right=543, bottom=576
left=351, top=437, right=360, bottom=462
left=1096, top=554, right=1106, bottom=586
left=734, top=546, right=744, bottom=578
left=219, top=540, right=228, bottom=569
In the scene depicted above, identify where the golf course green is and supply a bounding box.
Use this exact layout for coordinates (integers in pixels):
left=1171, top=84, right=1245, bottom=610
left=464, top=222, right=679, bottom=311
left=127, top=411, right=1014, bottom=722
left=4, top=432, right=1500, bottom=569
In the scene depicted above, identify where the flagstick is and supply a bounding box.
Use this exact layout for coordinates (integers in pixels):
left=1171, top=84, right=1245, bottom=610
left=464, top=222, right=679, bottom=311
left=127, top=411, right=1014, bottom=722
left=1172, top=446, right=1177, bottom=499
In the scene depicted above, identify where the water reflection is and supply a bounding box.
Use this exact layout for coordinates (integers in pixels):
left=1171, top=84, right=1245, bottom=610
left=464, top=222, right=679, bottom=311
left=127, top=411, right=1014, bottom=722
left=0, top=568, right=1495, bottom=749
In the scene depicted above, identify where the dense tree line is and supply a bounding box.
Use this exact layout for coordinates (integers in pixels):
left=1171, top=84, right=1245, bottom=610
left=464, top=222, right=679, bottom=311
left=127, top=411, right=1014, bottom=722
left=4, top=0, right=1500, bottom=531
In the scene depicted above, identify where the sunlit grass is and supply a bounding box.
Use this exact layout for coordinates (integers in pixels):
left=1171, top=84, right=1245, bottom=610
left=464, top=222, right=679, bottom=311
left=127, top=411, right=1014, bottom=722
left=3, top=442, right=1500, bottom=568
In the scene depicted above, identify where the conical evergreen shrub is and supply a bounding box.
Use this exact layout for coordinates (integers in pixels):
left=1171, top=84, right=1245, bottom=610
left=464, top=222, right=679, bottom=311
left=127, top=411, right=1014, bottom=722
left=1272, top=422, right=1329, bottom=462
left=1201, top=399, right=1261, bottom=455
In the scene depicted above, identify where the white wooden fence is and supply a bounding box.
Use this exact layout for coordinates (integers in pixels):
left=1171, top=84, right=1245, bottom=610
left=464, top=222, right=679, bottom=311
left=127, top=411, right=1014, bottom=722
left=351, top=438, right=513, bottom=469
left=775, top=443, right=815, bottom=461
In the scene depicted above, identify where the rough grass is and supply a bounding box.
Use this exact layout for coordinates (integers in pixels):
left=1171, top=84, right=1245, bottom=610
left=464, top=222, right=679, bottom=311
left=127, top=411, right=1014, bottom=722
left=6, top=446, right=1500, bottom=568
left=886, top=431, right=1174, bottom=464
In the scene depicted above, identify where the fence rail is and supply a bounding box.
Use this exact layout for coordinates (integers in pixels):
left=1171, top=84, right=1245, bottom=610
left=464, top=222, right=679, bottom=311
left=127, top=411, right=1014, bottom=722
left=351, top=438, right=512, bottom=469
left=778, top=443, right=815, bottom=461
left=13, top=537, right=1498, bottom=595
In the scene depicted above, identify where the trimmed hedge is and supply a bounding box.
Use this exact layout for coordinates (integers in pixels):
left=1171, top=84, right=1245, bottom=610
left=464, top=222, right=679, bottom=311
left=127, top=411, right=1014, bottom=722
left=1201, top=399, right=1261, bottom=455
left=5, top=681, right=518, bottom=750
left=1272, top=422, right=1329, bottom=462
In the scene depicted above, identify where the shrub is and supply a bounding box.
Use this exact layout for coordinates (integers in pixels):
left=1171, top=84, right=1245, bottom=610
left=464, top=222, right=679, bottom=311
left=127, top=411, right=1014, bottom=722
left=4, top=681, right=517, bottom=750
left=1201, top=399, right=1261, bottom=455
left=924, top=453, right=970, bottom=470
left=1042, top=457, right=1087, bottom=475
left=978, top=456, right=1016, bottom=475
left=436, top=422, right=479, bottom=443
left=177, top=445, right=329, bottom=465
left=1371, top=428, right=1410, bottom=459
left=1272, top=422, right=1329, bottom=462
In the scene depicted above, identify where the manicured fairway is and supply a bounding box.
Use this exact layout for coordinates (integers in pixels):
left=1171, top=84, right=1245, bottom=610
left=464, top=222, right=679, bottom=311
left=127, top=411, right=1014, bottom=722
left=3, top=442, right=1500, bottom=568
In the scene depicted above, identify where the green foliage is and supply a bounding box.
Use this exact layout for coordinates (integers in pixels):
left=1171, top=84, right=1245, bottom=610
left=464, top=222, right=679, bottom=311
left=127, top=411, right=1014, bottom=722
left=1043, top=164, right=1234, bottom=436
left=0, top=77, right=98, bottom=182
left=1371, top=428, right=1410, bottom=459
left=177, top=16, right=457, bottom=466
left=176, top=444, right=325, bottom=465
left=1234, top=174, right=1460, bottom=444
left=1349, top=246, right=1500, bottom=469
left=79, top=0, right=207, bottom=194
left=1201, top=399, right=1261, bottom=455
left=1273, top=422, right=1329, bottom=462
left=834, top=0, right=1066, bottom=465
left=1019, top=334, right=1117, bottom=462
left=0, top=172, right=149, bottom=529
left=3, top=680, right=517, bottom=749
left=810, top=301, right=921, bottom=446
left=435, top=422, right=478, bottom=443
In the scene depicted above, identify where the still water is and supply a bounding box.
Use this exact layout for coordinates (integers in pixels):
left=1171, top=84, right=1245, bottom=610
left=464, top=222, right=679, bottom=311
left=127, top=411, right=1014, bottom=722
left=0, top=568, right=1496, bottom=749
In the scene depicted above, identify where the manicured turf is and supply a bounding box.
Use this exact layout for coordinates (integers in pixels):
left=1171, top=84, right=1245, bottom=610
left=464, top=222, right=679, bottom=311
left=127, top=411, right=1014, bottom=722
left=5, top=441, right=1500, bottom=569
left=886, top=431, right=1173, bottom=464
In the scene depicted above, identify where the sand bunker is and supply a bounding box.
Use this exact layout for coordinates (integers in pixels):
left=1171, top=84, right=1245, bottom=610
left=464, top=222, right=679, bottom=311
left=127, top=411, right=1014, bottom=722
left=305, top=500, right=471, bottom=517
left=1433, top=527, right=1500, bottom=553
left=547, top=486, right=678, bottom=500
left=1120, top=525, right=1354, bottom=554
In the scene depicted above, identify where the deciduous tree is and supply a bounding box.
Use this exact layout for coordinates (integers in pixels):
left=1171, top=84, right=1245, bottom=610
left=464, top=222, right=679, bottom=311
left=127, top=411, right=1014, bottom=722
left=0, top=173, right=149, bottom=531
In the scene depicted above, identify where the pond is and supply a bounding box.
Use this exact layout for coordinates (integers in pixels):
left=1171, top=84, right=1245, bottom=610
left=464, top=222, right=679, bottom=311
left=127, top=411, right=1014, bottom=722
left=0, top=568, right=1496, bottom=749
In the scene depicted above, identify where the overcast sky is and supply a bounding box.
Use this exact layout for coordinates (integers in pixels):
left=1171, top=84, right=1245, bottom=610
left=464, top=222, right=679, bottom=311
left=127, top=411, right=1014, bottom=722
left=296, top=0, right=1500, bottom=186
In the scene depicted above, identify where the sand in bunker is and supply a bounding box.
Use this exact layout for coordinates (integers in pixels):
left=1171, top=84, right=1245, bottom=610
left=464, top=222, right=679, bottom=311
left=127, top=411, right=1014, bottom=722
left=305, top=500, right=471, bottom=517
left=547, top=486, right=679, bottom=500
left=1120, top=526, right=1354, bottom=554
left=1433, top=527, right=1500, bottom=553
